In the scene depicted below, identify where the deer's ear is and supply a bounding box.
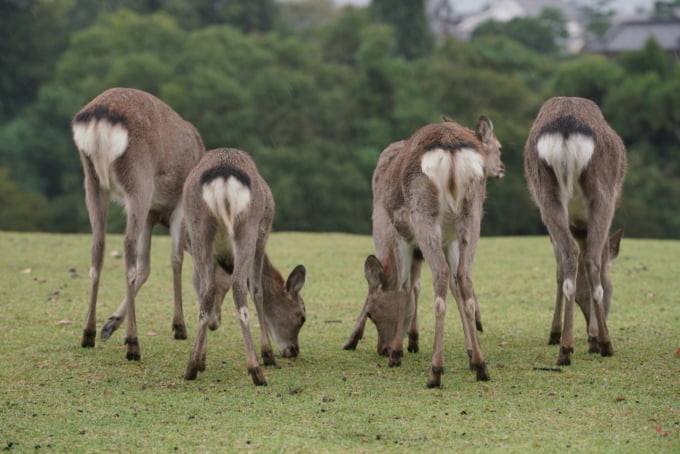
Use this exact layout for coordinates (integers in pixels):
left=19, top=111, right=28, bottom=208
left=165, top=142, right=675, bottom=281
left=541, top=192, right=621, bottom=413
left=286, top=265, right=306, bottom=295
left=364, top=255, right=383, bottom=290
left=476, top=116, right=494, bottom=143
left=441, top=114, right=453, bottom=123
left=609, top=229, right=623, bottom=260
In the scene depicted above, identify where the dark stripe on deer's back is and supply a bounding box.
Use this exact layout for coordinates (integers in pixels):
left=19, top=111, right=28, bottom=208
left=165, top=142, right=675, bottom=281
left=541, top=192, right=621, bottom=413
left=424, top=141, right=478, bottom=154
left=73, top=104, right=129, bottom=127
left=200, top=165, right=251, bottom=188
left=538, top=115, right=594, bottom=139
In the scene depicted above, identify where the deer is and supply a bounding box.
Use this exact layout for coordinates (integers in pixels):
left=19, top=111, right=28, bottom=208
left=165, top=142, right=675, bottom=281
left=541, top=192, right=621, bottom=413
left=524, top=96, right=627, bottom=366
left=346, top=115, right=504, bottom=387
left=343, top=253, right=421, bottom=357
left=182, top=148, right=307, bottom=385
left=343, top=140, right=424, bottom=356
left=72, top=87, right=206, bottom=361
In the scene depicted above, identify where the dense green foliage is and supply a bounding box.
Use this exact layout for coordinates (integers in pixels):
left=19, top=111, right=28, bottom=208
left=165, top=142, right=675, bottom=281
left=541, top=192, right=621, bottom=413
left=1, top=0, right=679, bottom=237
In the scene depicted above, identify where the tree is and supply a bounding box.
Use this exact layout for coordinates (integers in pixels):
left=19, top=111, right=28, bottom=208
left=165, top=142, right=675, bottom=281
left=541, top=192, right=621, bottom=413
left=0, top=167, right=49, bottom=231
left=652, top=0, right=680, bottom=19
left=1, top=0, right=679, bottom=238
left=221, top=0, right=278, bottom=33
left=617, top=37, right=672, bottom=79
left=472, top=8, right=568, bottom=55
left=370, top=0, right=434, bottom=60
left=604, top=70, right=680, bottom=164
left=549, top=54, right=623, bottom=105
left=277, top=0, right=335, bottom=33
left=317, top=6, right=371, bottom=65
left=580, top=0, right=615, bottom=37
left=0, top=0, right=70, bottom=122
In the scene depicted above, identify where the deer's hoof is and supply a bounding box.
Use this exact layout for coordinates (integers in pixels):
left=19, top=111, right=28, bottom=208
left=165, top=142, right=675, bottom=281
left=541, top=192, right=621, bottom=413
left=388, top=350, right=403, bottom=367
left=173, top=324, right=187, bottom=340
left=548, top=332, right=561, bottom=345
left=262, top=350, right=277, bottom=367
left=557, top=346, right=573, bottom=366
left=343, top=334, right=360, bottom=351
left=124, top=337, right=140, bottom=361
left=101, top=316, right=122, bottom=341
left=407, top=333, right=419, bottom=353
left=599, top=341, right=614, bottom=357
left=249, top=367, right=267, bottom=386
left=184, top=366, right=198, bottom=380
left=81, top=330, right=96, bottom=348
left=475, top=363, right=490, bottom=381
left=427, top=366, right=444, bottom=388
left=588, top=336, right=600, bottom=354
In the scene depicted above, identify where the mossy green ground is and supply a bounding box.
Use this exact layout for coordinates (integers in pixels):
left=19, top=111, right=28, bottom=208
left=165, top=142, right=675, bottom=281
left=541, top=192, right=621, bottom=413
left=1, top=232, right=678, bottom=452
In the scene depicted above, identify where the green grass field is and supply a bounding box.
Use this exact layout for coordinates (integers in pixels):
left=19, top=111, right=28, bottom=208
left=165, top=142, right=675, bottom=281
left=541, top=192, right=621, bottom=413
left=1, top=231, right=678, bottom=452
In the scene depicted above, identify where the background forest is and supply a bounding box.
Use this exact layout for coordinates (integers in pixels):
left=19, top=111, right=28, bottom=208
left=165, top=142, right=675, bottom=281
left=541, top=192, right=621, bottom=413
left=1, top=0, right=679, bottom=237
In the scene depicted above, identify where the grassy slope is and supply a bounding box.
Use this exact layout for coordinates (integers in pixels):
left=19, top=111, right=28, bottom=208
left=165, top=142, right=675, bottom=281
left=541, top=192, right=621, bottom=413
left=0, top=231, right=678, bottom=452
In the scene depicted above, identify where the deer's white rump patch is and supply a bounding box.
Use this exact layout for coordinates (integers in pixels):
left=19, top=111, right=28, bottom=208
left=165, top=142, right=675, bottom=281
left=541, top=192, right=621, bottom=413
left=421, top=148, right=484, bottom=214
left=72, top=120, right=129, bottom=190
left=202, top=176, right=252, bottom=238
left=537, top=133, right=594, bottom=208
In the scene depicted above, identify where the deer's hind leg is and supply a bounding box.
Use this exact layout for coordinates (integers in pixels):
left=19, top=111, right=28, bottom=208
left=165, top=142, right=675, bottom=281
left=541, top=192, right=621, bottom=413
left=542, top=215, right=579, bottom=365
left=119, top=199, right=154, bottom=361
left=233, top=249, right=267, bottom=385
left=549, top=244, right=565, bottom=345
left=185, top=220, right=217, bottom=380
left=81, top=153, right=109, bottom=349
left=584, top=201, right=616, bottom=357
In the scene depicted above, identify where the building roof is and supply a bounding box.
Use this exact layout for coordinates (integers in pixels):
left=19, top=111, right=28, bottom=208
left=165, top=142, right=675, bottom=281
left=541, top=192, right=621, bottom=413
left=512, top=0, right=582, bottom=21
left=444, top=0, right=583, bottom=37
left=585, top=20, right=680, bottom=53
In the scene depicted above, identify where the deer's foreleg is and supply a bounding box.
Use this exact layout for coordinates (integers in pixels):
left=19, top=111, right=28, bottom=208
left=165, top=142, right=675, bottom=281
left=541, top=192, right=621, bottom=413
left=118, top=208, right=153, bottom=361
left=549, top=245, right=565, bottom=345
left=343, top=301, right=369, bottom=351
left=585, top=201, right=616, bottom=357
left=169, top=207, right=187, bottom=340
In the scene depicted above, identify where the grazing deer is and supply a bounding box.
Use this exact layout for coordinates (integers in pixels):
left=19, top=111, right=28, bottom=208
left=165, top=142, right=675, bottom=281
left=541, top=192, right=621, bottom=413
left=72, top=87, right=205, bottom=361
left=183, top=148, right=306, bottom=385
left=349, top=115, right=504, bottom=387
left=524, top=96, right=626, bottom=366
left=343, top=253, right=421, bottom=356
left=344, top=140, right=424, bottom=356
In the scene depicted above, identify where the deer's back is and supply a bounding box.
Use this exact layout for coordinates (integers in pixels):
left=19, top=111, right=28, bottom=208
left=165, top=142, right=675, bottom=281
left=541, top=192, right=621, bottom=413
left=183, top=148, right=273, bottom=230
left=524, top=97, right=626, bottom=214
left=390, top=122, right=484, bottom=211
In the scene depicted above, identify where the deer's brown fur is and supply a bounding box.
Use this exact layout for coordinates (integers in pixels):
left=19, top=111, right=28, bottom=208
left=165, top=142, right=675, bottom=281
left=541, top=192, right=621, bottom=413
left=524, top=97, right=626, bottom=365
left=348, top=115, right=503, bottom=387
left=72, top=87, right=205, bottom=361
left=182, top=148, right=306, bottom=385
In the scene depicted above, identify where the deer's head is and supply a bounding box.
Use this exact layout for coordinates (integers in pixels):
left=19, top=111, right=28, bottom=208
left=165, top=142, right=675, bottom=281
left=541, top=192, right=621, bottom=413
left=476, top=116, right=504, bottom=179
left=262, top=264, right=307, bottom=358
left=362, top=255, right=414, bottom=356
